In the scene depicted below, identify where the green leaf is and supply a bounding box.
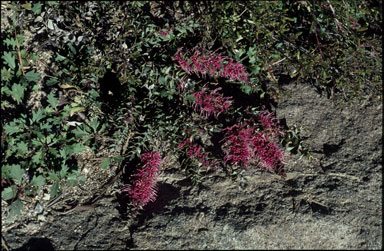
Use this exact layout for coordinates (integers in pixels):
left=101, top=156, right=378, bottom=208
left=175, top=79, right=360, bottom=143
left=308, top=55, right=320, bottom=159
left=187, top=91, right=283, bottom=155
left=8, top=199, right=24, bottom=219
left=30, top=175, right=45, bottom=189
left=251, top=66, right=260, bottom=75
left=77, top=174, right=86, bottom=184
left=47, top=171, right=59, bottom=181
left=1, top=164, right=11, bottom=178
left=286, top=146, right=296, bottom=152
left=158, top=76, right=165, bottom=84
left=20, top=49, right=27, bottom=57
left=1, top=86, right=11, bottom=97
left=71, top=143, right=85, bottom=154
left=40, top=122, right=52, bottom=131
left=48, top=1, right=59, bottom=7
left=32, top=3, right=42, bottom=14
left=48, top=147, right=58, bottom=156
left=11, top=84, right=25, bottom=104
left=2, top=51, right=16, bottom=69
left=240, top=84, right=252, bottom=95
left=2, top=186, right=16, bottom=200
left=47, top=93, right=58, bottom=108
left=89, top=89, right=100, bottom=99
left=46, top=77, right=59, bottom=86
left=9, top=164, right=24, bottom=185
left=3, top=38, right=16, bottom=50
left=21, top=3, right=32, bottom=10
left=32, top=108, right=45, bottom=123
left=4, top=122, right=21, bottom=135
left=1, top=67, right=12, bottom=82
left=186, top=94, right=195, bottom=102
left=16, top=141, right=28, bottom=155
left=50, top=182, right=60, bottom=198
left=68, top=43, right=76, bottom=55
left=66, top=172, right=80, bottom=186
left=25, top=70, right=40, bottom=83
left=113, top=155, right=124, bottom=164
left=32, top=151, right=43, bottom=164
left=73, top=127, right=89, bottom=138
left=60, top=164, right=68, bottom=178
left=89, top=119, right=100, bottom=133
left=55, top=53, right=66, bottom=62
left=69, top=106, right=85, bottom=117
left=101, top=157, right=110, bottom=170
left=60, top=148, right=68, bottom=159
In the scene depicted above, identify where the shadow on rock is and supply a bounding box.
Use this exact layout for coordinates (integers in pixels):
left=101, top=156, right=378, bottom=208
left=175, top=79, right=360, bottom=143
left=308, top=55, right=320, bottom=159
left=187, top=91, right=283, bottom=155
left=142, top=182, right=181, bottom=216
left=117, top=182, right=180, bottom=221
left=14, top=237, right=55, bottom=251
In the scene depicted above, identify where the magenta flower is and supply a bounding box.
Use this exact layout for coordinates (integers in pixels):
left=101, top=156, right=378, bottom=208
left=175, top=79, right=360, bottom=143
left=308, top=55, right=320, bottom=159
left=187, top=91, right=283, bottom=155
left=158, top=27, right=172, bottom=38
left=257, top=110, right=281, bottom=136
left=178, top=138, right=191, bottom=149
left=220, top=59, right=249, bottom=83
left=187, top=144, right=202, bottom=158
left=251, top=131, right=285, bottom=171
left=193, top=87, right=232, bottom=119
left=221, top=123, right=255, bottom=169
left=178, top=137, right=217, bottom=170
left=174, top=48, right=250, bottom=85
left=174, top=48, right=192, bottom=75
left=221, top=121, right=285, bottom=171
left=122, top=151, right=162, bottom=208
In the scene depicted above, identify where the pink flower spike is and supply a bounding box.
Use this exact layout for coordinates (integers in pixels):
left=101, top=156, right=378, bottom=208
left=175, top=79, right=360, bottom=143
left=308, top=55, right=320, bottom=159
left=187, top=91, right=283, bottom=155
left=174, top=48, right=250, bottom=84
left=178, top=138, right=191, bottom=149
left=257, top=111, right=281, bottom=136
left=123, top=151, right=162, bottom=208
left=193, top=87, right=232, bottom=119
left=221, top=121, right=285, bottom=171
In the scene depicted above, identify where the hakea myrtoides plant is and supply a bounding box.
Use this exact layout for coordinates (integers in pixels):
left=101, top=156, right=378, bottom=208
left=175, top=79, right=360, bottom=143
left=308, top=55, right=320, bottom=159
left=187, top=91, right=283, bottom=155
left=193, top=86, right=232, bottom=119
left=221, top=119, right=285, bottom=174
left=178, top=137, right=218, bottom=170
left=122, top=151, right=162, bottom=208
left=174, top=48, right=249, bottom=85
left=257, top=110, right=282, bottom=136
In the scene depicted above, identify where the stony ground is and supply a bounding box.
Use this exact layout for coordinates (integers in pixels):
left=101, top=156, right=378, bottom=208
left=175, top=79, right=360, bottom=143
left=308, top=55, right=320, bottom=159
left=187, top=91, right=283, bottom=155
left=2, top=81, right=382, bottom=250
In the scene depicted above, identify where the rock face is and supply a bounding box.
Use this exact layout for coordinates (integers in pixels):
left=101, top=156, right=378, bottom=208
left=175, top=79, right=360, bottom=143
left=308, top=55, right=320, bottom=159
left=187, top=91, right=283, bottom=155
left=3, top=81, right=382, bottom=250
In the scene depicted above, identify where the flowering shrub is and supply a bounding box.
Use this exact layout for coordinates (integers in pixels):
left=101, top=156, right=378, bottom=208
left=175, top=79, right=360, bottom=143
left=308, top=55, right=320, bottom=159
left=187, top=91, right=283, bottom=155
left=221, top=120, right=285, bottom=173
left=174, top=48, right=249, bottom=84
left=193, top=86, right=232, bottom=119
left=174, top=47, right=286, bottom=176
left=178, top=137, right=218, bottom=170
left=122, top=152, right=162, bottom=208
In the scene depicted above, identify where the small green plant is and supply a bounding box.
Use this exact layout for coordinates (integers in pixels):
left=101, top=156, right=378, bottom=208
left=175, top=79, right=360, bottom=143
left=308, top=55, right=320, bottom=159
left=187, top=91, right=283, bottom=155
left=280, top=124, right=313, bottom=161
left=1, top=18, right=97, bottom=219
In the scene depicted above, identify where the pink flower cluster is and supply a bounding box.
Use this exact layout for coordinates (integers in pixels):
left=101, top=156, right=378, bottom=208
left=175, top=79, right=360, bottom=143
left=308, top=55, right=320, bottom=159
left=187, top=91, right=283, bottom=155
left=159, top=27, right=172, bottom=39
left=174, top=48, right=249, bottom=84
left=178, top=138, right=216, bottom=169
left=221, top=121, right=284, bottom=171
left=193, top=87, right=232, bottom=119
left=122, top=152, right=162, bottom=208
left=257, top=110, right=281, bottom=136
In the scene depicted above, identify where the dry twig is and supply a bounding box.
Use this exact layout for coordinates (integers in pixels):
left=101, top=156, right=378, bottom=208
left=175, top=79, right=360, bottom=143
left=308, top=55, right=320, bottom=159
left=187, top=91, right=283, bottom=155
left=15, top=32, right=25, bottom=75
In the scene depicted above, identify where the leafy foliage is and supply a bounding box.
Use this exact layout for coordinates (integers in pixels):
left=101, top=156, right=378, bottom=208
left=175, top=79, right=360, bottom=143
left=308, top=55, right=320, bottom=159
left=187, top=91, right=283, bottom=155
left=1, top=0, right=381, bottom=219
